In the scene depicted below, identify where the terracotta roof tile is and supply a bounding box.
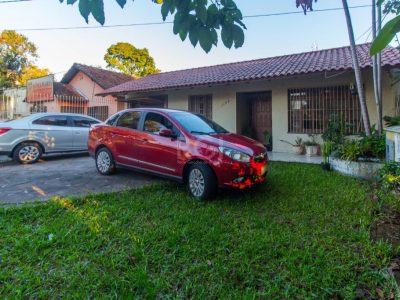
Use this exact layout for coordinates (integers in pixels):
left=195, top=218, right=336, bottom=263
left=61, top=63, right=133, bottom=90
left=99, top=44, right=400, bottom=95
left=53, top=82, right=86, bottom=100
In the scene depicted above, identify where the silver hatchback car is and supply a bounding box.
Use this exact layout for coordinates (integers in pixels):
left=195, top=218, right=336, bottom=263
left=0, top=113, right=100, bottom=164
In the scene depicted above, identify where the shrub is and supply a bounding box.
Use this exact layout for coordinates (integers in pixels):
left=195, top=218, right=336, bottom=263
left=339, top=140, right=361, bottom=161
left=380, top=161, right=400, bottom=191
left=322, top=115, right=347, bottom=150
left=359, top=131, right=386, bottom=160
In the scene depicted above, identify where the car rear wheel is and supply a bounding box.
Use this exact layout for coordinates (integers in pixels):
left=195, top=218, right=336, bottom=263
left=13, top=142, right=42, bottom=164
left=96, top=148, right=116, bottom=175
left=187, top=163, right=217, bottom=200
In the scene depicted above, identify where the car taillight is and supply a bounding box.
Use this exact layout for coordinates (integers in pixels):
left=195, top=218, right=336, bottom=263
left=0, top=128, right=11, bottom=135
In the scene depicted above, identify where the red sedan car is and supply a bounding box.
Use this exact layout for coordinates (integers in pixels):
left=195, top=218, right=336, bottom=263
left=88, top=108, right=269, bottom=200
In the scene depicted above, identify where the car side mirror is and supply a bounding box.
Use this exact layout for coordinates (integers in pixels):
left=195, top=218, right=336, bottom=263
left=159, top=128, right=176, bottom=139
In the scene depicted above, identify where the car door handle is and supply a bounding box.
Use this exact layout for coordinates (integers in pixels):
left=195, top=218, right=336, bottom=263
left=139, top=138, right=148, bottom=143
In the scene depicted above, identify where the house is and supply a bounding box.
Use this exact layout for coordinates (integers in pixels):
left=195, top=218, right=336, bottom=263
left=98, top=44, right=400, bottom=153
left=25, top=64, right=132, bottom=121
left=60, top=63, right=132, bottom=120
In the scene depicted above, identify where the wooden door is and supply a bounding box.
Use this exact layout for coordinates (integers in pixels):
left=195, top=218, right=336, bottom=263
left=251, top=93, right=272, bottom=145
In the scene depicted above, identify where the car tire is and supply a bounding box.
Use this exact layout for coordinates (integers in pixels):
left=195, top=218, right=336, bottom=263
left=13, top=142, right=42, bottom=164
left=187, top=163, right=217, bottom=201
left=95, top=147, right=116, bottom=175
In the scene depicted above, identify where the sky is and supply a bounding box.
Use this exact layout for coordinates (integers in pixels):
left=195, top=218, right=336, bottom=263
left=0, top=0, right=395, bottom=80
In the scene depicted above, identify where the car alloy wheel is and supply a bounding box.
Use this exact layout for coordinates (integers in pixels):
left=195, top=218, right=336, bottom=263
left=18, top=145, right=40, bottom=163
left=13, top=142, right=42, bottom=164
left=189, top=168, right=205, bottom=197
left=97, top=151, right=111, bottom=173
left=96, top=148, right=116, bottom=175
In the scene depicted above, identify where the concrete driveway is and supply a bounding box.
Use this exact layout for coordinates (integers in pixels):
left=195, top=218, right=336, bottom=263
left=0, top=154, right=158, bottom=205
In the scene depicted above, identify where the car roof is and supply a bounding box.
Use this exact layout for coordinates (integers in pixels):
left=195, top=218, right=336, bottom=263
left=123, top=108, right=188, bottom=114
left=26, top=113, right=99, bottom=120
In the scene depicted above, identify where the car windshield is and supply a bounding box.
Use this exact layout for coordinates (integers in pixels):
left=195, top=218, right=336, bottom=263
left=170, top=111, right=228, bottom=135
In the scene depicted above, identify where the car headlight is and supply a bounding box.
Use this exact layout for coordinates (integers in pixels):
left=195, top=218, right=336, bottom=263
left=218, top=147, right=250, bottom=163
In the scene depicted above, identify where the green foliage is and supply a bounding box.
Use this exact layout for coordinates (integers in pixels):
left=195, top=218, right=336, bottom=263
left=59, top=0, right=246, bottom=53
left=0, top=30, right=39, bottom=87
left=337, top=127, right=386, bottom=162
left=321, top=116, right=347, bottom=150
left=339, top=140, right=362, bottom=161
left=359, top=126, right=386, bottom=159
left=321, top=141, right=333, bottom=164
left=383, top=115, right=400, bottom=127
left=0, top=163, right=397, bottom=298
left=380, top=161, right=400, bottom=191
left=303, top=134, right=319, bottom=146
left=104, top=42, right=160, bottom=77
left=371, top=0, right=400, bottom=55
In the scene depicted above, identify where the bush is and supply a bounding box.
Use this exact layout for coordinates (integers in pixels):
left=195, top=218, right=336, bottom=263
left=359, top=126, right=386, bottom=159
left=339, top=140, right=361, bottom=161
left=380, top=161, right=400, bottom=191
left=322, top=115, right=347, bottom=150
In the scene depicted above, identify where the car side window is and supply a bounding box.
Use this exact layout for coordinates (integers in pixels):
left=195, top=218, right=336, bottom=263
left=116, top=112, right=141, bottom=130
left=32, top=115, right=68, bottom=127
left=106, top=113, right=120, bottom=126
left=72, top=116, right=99, bottom=128
left=144, top=112, right=181, bottom=137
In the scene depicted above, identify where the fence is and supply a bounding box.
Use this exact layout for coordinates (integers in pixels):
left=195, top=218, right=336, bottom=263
left=0, top=93, right=124, bottom=122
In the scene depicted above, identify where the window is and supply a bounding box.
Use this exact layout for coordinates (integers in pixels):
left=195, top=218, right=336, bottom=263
left=106, top=113, right=121, bottom=126
left=189, top=94, right=212, bottom=119
left=88, top=106, right=109, bottom=121
left=170, top=111, right=227, bottom=134
left=72, top=116, right=99, bottom=128
left=32, top=115, right=68, bottom=127
left=288, top=86, right=362, bottom=134
left=144, top=112, right=181, bottom=137
left=60, top=106, right=85, bottom=114
left=116, top=111, right=141, bottom=130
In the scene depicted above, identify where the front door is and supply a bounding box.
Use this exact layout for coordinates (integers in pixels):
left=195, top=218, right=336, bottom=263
left=250, top=92, right=272, bottom=146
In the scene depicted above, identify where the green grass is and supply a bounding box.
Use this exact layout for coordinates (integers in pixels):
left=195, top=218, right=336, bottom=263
left=0, top=162, right=398, bottom=299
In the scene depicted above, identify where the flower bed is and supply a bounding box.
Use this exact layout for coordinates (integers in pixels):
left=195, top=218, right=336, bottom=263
left=330, top=157, right=383, bottom=180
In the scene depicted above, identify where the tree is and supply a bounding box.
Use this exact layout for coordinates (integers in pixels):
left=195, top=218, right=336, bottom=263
left=0, top=30, right=46, bottom=88
left=372, top=0, right=383, bottom=133
left=59, top=0, right=246, bottom=53
left=19, top=65, right=50, bottom=86
left=104, top=42, right=160, bottom=77
left=371, top=0, right=400, bottom=54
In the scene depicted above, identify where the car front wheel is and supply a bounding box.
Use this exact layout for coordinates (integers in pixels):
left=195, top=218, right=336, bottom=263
left=96, top=147, right=116, bottom=175
left=13, top=142, right=42, bottom=164
left=187, top=163, right=217, bottom=200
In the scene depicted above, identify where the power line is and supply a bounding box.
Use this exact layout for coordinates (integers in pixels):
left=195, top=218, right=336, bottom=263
left=2, top=4, right=372, bottom=32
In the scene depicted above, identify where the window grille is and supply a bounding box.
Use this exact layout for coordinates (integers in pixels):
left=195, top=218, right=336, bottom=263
left=288, top=86, right=362, bottom=134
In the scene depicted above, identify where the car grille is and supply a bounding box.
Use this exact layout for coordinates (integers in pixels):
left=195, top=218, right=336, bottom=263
left=253, top=152, right=267, bottom=163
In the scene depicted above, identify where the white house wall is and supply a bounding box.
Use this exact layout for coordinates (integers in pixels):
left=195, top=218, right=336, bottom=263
left=166, top=69, right=396, bottom=153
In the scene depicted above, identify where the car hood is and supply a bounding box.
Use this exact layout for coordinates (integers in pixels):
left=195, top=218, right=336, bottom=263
left=194, top=133, right=266, bottom=156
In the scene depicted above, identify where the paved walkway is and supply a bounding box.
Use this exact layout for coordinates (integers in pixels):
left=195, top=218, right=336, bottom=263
left=268, top=152, right=322, bottom=165
left=0, top=154, right=157, bottom=205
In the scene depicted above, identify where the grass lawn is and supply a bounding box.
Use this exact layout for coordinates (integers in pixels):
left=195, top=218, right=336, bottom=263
left=0, top=162, right=398, bottom=299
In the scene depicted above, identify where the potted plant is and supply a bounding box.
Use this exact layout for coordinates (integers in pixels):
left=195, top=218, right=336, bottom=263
left=304, top=134, right=319, bottom=157
left=263, top=130, right=272, bottom=151
left=280, top=137, right=304, bottom=155
left=321, top=141, right=333, bottom=171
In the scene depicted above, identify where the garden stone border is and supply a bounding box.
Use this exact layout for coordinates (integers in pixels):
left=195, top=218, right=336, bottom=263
left=330, top=157, right=383, bottom=180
